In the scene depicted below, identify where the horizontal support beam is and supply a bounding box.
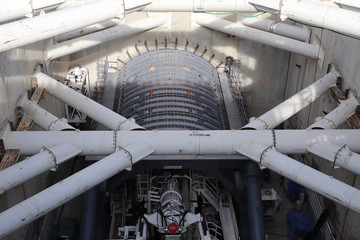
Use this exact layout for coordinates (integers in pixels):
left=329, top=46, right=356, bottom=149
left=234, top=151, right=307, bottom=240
left=0, top=143, right=153, bottom=238
left=0, top=143, right=81, bottom=194
left=2, top=130, right=360, bottom=156
left=236, top=142, right=360, bottom=214
left=139, top=0, right=257, bottom=12
left=195, top=15, right=319, bottom=59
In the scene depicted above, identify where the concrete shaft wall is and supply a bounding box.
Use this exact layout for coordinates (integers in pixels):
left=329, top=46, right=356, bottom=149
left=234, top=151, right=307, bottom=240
left=0, top=10, right=359, bottom=240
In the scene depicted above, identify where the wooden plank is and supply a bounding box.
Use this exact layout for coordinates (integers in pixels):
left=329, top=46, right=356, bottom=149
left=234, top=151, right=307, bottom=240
left=30, top=87, right=45, bottom=104
left=16, top=114, right=33, bottom=131
left=0, top=87, right=45, bottom=168
left=0, top=139, right=5, bottom=160
left=328, top=86, right=360, bottom=129
left=348, top=114, right=360, bottom=129
left=0, top=149, right=20, bottom=170
left=329, top=86, right=346, bottom=103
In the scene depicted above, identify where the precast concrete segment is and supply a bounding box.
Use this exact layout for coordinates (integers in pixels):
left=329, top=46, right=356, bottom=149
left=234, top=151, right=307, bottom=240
left=307, top=142, right=360, bottom=176
left=3, top=130, right=360, bottom=156
left=46, top=16, right=167, bottom=60
left=236, top=142, right=360, bottom=214
left=118, top=49, right=227, bottom=130
left=140, top=0, right=257, bottom=12
left=0, top=143, right=81, bottom=194
left=0, top=0, right=124, bottom=53
left=308, top=97, right=358, bottom=129
left=243, top=71, right=339, bottom=130
left=19, top=97, right=75, bottom=131
left=281, top=0, right=360, bottom=38
left=195, top=15, right=319, bottom=59
left=0, top=143, right=154, bottom=238
left=35, top=72, right=144, bottom=130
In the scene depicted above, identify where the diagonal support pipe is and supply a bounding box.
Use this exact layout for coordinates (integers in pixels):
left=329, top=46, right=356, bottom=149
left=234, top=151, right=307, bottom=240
left=0, top=143, right=81, bottom=194
left=242, top=71, right=339, bottom=130
left=55, top=18, right=122, bottom=43
left=0, top=0, right=124, bottom=53
left=35, top=72, right=144, bottom=130
left=307, top=142, right=360, bottom=176
left=0, top=143, right=154, bottom=238
left=195, top=15, right=319, bottom=59
left=306, top=96, right=360, bottom=175
left=18, top=96, right=76, bottom=131
left=239, top=18, right=310, bottom=42
left=46, top=15, right=167, bottom=60
left=307, top=96, right=358, bottom=129
left=236, top=142, right=360, bottom=214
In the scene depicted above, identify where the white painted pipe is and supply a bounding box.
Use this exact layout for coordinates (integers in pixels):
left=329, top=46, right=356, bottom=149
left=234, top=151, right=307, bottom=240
left=140, top=0, right=257, bottom=12
left=236, top=142, right=360, bottom=214
left=281, top=0, right=360, bottom=38
left=32, top=0, right=65, bottom=10
left=335, top=0, right=360, bottom=9
left=0, top=0, right=64, bottom=24
left=308, top=97, right=358, bottom=129
left=195, top=15, right=319, bottom=59
left=239, top=18, right=310, bottom=42
left=0, top=143, right=154, bottom=238
left=0, top=0, right=32, bottom=23
left=19, top=97, right=76, bottom=131
left=0, top=0, right=124, bottom=53
left=35, top=72, right=144, bottom=130
left=307, top=142, right=360, bottom=176
left=55, top=18, right=122, bottom=43
left=243, top=71, right=339, bottom=130
left=46, top=16, right=166, bottom=60
left=3, top=129, right=360, bottom=156
left=0, top=143, right=81, bottom=195
left=125, top=0, right=153, bottom=12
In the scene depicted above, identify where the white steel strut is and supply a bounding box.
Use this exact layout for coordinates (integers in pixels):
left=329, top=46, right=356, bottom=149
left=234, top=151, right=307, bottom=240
left=0, top=143, right=154, bottom=238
